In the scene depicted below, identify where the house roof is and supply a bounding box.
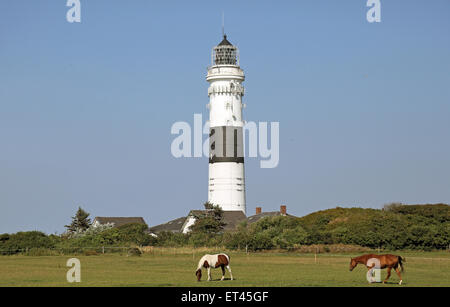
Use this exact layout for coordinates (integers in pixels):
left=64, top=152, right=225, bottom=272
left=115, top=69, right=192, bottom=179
left=148, top=217, right=187, bottom=233
left=149, top=210, right=247, bottom=234
left=187, top=210, right=247, bottom=232
left=94, top=217, right=147, bottom=227
left=223, top=211, right=247, bottom=230
left=149, top=210, right=295, bottom=234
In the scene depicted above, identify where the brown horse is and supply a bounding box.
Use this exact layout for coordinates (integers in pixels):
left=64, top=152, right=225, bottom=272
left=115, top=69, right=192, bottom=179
left=349, top=254, right=405, bottom=284
left=195, top=254, right=233, bottom=282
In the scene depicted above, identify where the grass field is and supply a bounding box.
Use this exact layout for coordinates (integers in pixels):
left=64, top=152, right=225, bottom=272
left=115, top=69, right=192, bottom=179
left=0, top=250, right=449, bottom=287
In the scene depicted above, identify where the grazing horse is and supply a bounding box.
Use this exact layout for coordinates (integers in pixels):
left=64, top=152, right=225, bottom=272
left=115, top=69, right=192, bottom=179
left=349, top=254, right=405, bottom=284
left=195, top=253, right=233, bottom=282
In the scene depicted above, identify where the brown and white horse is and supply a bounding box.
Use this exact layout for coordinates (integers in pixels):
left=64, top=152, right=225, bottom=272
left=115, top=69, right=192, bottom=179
left=349, top=254, right=405, bottom=284
left=195, top=253, right=233, bottom=282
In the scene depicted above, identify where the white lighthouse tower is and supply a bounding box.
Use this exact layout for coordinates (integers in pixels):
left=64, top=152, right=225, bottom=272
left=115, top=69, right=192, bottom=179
left=206, top=34, right=246, bottom=214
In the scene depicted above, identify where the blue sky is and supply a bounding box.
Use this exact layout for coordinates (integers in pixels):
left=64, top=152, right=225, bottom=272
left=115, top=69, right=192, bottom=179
left=1, top=0, right=449, bottom=234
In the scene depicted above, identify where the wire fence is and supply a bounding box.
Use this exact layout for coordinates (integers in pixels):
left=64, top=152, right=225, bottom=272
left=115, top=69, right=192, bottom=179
left=1, top=244, right=449, bottom=256
left=0, top=246, right=134, bottom=256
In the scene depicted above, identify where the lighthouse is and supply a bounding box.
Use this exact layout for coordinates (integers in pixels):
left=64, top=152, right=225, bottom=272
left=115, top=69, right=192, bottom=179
left=206, top=34, right=246, bottom=214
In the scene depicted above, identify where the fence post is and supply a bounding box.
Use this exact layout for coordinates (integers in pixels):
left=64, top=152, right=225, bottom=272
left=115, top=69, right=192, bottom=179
left=102, top=246, right=105, bottom=254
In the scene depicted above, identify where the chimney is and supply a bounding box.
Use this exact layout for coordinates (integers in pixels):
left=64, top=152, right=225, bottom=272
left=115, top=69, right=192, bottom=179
left=280, top=205, right=287, bottom=216
left=255, top=207, right=262, bottom=215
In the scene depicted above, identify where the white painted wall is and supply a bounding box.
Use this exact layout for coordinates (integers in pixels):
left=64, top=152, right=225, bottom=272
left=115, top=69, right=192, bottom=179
left=182, top=216, right=197, bottom=234
left=206, top=57, right=246, bottom=214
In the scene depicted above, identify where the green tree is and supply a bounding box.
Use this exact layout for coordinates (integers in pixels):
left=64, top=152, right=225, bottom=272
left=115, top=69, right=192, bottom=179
left=116, top=223, right=151, bottom=246
left=189, top=202, right=226, bottom=235
left=65, top=206, right=92, bottom=233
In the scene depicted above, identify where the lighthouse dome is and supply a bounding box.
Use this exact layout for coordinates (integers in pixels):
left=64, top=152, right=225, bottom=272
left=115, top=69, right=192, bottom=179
left=218, top=34, right=233, bottom=46
left=212, top=35, right=239, bottom=66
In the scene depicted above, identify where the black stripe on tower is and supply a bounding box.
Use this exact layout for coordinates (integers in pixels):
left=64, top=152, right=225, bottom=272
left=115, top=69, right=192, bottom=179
left=209, top=126, right=244, bottom=164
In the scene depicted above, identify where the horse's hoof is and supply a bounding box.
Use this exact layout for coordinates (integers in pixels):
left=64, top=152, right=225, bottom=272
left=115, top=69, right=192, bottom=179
left=399, top=280, right=402, bottom=285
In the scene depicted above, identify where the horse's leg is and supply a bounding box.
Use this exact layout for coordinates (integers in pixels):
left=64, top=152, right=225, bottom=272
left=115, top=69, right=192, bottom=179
left=383, top=267, right=391, bottom=284
left=227, top=265, right=233, bottom=280
left=395, top=267, right=402, bottom=285
left=207, top=267, right=211, bottom=281
left=221, top=265, right=225, bottom=281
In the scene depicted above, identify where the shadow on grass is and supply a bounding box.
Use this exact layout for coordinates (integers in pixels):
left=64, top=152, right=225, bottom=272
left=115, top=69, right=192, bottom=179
left=200, top=278, right=236, bottom=282
left=381, top=281, right=403, bottom=285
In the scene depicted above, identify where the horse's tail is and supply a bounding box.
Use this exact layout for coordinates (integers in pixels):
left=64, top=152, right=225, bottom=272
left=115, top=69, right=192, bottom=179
left=398, top=256, right=405, bottom=273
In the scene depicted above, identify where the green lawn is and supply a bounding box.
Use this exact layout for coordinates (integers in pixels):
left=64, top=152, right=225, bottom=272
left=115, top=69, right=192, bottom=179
left=0, top=251, right=449, bottom=287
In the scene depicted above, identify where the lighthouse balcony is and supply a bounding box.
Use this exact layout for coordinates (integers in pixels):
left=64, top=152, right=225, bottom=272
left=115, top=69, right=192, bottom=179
left=206, top=66, right=245, bottom=82
left=208, top=83, right=245, bottom=96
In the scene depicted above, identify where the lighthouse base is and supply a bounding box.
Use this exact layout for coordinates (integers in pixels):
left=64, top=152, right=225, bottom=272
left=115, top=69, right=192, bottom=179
left=208, top=162, right=246, bottom=214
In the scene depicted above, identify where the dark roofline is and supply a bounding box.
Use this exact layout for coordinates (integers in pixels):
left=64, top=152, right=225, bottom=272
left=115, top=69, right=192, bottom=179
left=149, top=216, right=187, bottom=233
left=95, top=216, right=145, bottom=220
left=93, top=217, right=147, bottom=227
left=218, top=34, right=233, bottom=46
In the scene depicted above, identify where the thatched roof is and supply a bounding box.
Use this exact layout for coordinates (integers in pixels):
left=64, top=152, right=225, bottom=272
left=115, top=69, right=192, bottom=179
left=148, top=217, right=187, bottom=233
left=93, top=217, right=147, bottom=228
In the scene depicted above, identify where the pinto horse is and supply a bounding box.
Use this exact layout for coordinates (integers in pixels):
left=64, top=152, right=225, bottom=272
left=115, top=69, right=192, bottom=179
left=349, top=254, right=405, bottom=284
left=195, top=253, right=233, bottom=282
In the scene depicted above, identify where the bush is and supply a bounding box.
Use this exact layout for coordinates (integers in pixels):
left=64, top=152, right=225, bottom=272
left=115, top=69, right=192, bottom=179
left=2, top=204, right=448, bottom=253
left=0, top=231, right=55, bottom=255
left=221, top=204, right=450, bottom=251
left=56, top=223, right=153, bottom=251
left=115, top=223, right=152, bottom=246
left=153, top=232, right=189, bottom=247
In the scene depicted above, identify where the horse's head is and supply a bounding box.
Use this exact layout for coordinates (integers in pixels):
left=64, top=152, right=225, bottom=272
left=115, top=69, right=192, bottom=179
left=195, top=269, right=202, bottom=281
left=349, top=258, right=357, bottom=271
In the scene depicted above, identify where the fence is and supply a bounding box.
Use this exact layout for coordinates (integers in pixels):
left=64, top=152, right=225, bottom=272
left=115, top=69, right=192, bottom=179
left=1, top=244, right=449, bottom=256
left=0, top=246, right=133, bottom=256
